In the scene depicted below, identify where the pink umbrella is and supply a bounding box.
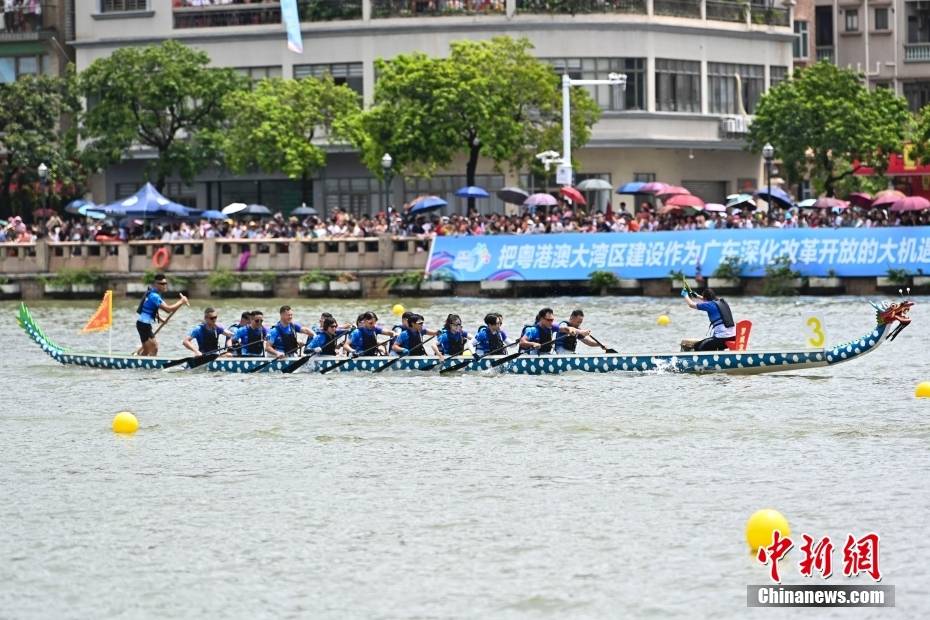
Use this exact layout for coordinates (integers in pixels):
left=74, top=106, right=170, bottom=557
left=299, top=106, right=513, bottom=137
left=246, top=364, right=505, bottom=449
left=665, top=193, right=705, bottom=208
left=524, top=193, right=558, bottom=207
left=559, top=186, right=587, bottom=205
left=703, top=203, right=727, bottom=213
left=848, top=192, right=873, bottom=208
left=890, top=196, right=930, bottom=212
left=872, top=189, right=907, bottom=207
left=813, top=197, right=849, bottom=209
left=656, top=185, right=691, bottom=199
left=639, top=181, right=669, bottom=194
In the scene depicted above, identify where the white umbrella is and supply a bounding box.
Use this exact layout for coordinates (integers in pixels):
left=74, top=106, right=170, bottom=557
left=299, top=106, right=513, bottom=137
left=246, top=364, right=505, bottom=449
left=577, top=179, right=613, bottom=191
left=703, top=203, right=727, bottom=213
left=222, top=202, right=248, bottom=215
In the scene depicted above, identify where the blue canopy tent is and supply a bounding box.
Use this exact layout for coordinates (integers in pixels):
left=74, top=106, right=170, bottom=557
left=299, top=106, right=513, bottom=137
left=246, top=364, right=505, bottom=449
left=90, top=183, right=195, bottom=219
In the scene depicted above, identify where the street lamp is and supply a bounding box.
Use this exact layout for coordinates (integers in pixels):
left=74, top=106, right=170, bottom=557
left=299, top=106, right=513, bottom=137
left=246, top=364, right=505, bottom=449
left=37, top=162, right=49, bottom=217
left=762, top=143, right=774, bottom=206
left=559, top=72, right=626, bottom=186
left=381, top=152, right=393, bottom=212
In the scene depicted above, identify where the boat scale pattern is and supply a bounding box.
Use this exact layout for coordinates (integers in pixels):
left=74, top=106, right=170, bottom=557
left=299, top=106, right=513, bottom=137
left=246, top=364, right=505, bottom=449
left=17, top=301, right=913, bottom=376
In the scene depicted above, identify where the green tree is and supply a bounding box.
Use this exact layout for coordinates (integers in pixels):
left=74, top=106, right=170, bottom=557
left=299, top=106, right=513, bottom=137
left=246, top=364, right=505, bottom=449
left=748, top=62, right=910, bottom=197
left=79, top=40, right=248, bottom=191
left=0, top=72, right=84, bottom=220
left=221, top=75, right=361, bottom=202
left=354, top=36, right=600, bottom=197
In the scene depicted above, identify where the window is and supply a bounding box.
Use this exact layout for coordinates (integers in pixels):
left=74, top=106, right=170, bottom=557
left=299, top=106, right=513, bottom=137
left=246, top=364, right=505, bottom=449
left=874, top=7, right=889, bottom=31
left=770, top=66, right=788, bottom=88
left=845, top=9, right=859, bottom=32
left=235, top=66, right=283, bottom=83
left=904, top=82, right=930, bottom=112
left=294, top=63, right=363, bottom=98
left=633, top=172, right=656, bottom=183
left=0, top=55, right=44, bottom=84
left=793, top=20, right=809, bottom=59
left=101, top=0, right=148, bottom=12
left=547, top=58, right=646, bottom=111
left=908, top=2, right=930, bottom=43
left=708, top=63, right=764, bottom=114
left=655, top=59, right=701, bottom=113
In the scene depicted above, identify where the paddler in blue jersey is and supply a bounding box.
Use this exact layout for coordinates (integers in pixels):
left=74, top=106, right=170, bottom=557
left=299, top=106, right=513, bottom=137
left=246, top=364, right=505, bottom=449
left=136, top=272, right=189, bottom=356
left=306, top=317, right=346, bottom=356
left=472, top=313, right=508, bottom=356
left=436, top=314, right=470, bottom=356
left=234, top=310, right=269, bottom=357
left=519, top=307, right=558, bottom=355
left=265, top=305, right=315, bottom=358
left=683, top=286, right=736, bottom=351
left=555, top=309, right=599, bottom=354
left=392, top=313, right=442, bottom=357
left=346, top=311, right=392, bottom=356
left=183, top=307, right=235, bottom=357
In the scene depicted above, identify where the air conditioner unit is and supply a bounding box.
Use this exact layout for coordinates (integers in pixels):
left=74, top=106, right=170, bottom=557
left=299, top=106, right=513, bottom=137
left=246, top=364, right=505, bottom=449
left=721, top=116, right=750, bottom=135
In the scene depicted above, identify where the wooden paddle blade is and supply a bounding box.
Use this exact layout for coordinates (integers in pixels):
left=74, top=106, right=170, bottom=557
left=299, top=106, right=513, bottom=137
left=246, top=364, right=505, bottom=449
left=187, top=353, right=220, bottom=369
left=373, top=357, right=401, bottom=373
left=245, top=359, right=275, bottom=374
left=320, top=357, right=352, bottom=374
left=417, top=360, right=441, bottom=371
left=605, top=348, right=618, bottom=354
left=282, top=354, right=313, bottom=374
left=163, top=356, right=194, bottom=369
left=490, top=351, right=523, bottom=368
left=439, top=359, right=473, bottom=374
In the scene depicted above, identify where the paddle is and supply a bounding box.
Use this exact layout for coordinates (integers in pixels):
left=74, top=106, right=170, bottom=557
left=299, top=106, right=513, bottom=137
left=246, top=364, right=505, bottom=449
left=490, top=333, right=568, bottom=368
left=246, top=338, right=306, bottom=374
left=280, top=332, right=349, bottom=374
left=588, top=334, right=618, bottom=354
left=161, top=336, right=266, bottom=369
left=373, top=334, right=439, bottom=373
left=319, top=338, right=390, bottom=375
left=439, top=339, right=521, bottom=375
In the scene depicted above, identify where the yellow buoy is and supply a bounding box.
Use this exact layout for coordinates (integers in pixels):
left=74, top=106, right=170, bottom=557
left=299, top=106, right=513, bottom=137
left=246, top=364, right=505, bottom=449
left=916, top=382, right=930, bottom=398
left=657, top=315, right=671, bottom=326
left=112, top=411, right=139, bottom=434
left=745, top=509, right=791, bottom=553
left=391, top=303, right=405, bottom=317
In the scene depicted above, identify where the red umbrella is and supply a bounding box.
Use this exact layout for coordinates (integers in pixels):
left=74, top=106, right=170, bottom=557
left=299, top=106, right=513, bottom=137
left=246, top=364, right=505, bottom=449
left=813, top=197, right=849, bottom=209
left=890, top=196, right=930, bottom=212
left=559, top=186, right=587, bottom=205
left=665, top=193, right=705, bottom=208
left=656, top=185, right=691, bottom=200
left=33, top=207, right=57, bottom=218
left=848, top=192, right=873, bottom=208
left=872, top=189, right=907, bottom=207
left=639, top=181, right=669, bottom=194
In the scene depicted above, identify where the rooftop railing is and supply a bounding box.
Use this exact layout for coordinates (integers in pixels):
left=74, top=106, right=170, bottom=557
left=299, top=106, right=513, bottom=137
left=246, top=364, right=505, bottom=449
left=653, top=0, right=701, bottom=18
left=705, top=0, right=742, bottom=23
left=515, top=0, right=647, bottom=14
left=371, top=0, right=505, bottom=18
left=0, top=1, right=59, bottom=40
left=172, top=0, right=361, bottom=29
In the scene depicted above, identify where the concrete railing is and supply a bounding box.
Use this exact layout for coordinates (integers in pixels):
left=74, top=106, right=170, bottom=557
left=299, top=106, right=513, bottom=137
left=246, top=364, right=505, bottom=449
left=0, top=236, right=431, bottom=275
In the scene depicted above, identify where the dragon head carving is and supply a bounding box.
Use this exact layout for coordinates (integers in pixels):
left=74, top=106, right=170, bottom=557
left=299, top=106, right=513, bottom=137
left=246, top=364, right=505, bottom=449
left=874, top=300, right=914, bottom=341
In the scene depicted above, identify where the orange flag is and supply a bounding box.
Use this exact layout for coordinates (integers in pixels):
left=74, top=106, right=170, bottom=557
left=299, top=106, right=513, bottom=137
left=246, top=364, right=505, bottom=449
left=81, top=290, right=113, bottom=333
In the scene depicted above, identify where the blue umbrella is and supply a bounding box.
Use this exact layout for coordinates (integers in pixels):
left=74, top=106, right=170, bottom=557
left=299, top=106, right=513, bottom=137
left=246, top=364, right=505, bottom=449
left=454, top=185, right=490, bottom=199
left=198, top=210, right=227, bottom=220
left=617, top=181, right=647, bottom=194
left=756, top=187, right=794, bottom=208
left=411, top=196, right=448, bottom=214
left=725, top=193, right=755, bottom=208
left=78, top=204, right=106, bottom=220
left=65, top=199, right=94, bottom=215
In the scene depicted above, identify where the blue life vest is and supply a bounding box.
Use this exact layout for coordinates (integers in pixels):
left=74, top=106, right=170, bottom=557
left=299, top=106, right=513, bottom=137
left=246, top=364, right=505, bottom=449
left=136, top=288, right=162, bottom=323
left=239, top=326, right=266, bottom=356
left=192, top=323, right=221, bottom=353
left=439, top=330, right=465, bottom=355
left=272, top=321, right=300, bottom=353
left=557, top=320, right=577, bottom=353
left=522, top=323, right=554, bottom=354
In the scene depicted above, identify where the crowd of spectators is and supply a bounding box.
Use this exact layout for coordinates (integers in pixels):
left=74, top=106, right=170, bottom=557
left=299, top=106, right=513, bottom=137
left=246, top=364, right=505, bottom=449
left=2, top=197, right=928, bottom=244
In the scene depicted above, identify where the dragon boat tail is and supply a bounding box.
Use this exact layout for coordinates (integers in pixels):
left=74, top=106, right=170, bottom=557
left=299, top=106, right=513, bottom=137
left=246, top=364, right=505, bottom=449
left=17, top=301, right=913, bottom=376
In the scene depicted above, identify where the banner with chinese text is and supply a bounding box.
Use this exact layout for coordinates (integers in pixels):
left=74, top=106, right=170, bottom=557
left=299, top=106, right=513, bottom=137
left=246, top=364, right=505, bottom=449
left=426, top=228, right=930, bottom=281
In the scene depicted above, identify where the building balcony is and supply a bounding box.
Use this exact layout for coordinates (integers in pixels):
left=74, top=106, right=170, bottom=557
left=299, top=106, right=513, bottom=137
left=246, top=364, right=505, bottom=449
left=373, top=0, right=505, bottom=17
left=654, top=0, right=701, bottom=18
left=905, top=43, right=930, bottom=62
left=816, top=45, right=834, bottom=62
left=516, top=0, right=646, bottom=14
left=705, top=0, right=742, bottom=23
left=172, top=0, right=361, bottom=29
left=0, top=1, right=60, bottom=41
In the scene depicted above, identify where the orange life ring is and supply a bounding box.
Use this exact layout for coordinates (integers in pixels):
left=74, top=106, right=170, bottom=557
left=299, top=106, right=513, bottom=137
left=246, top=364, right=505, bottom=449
left=152, top=246, right=171, bottom=269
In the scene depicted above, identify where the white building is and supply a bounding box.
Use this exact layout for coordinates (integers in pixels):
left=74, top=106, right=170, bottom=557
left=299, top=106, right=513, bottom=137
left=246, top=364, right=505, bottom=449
left=73, top=0, right=794, bottom=216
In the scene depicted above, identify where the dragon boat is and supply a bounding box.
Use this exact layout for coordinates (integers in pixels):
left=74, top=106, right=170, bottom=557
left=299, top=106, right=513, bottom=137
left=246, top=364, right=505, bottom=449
left=17, top=301, right=912, bottom=376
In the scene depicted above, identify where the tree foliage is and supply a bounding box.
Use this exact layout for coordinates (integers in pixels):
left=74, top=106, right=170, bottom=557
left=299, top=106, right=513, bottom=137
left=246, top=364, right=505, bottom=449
left=222, top=75, right=361, bottom=195
left=79, top=40, right=248, bottom=190
left=0, top=72, right=83, bottom=219
left=354, top=36, right=601, bottom=190
left=748, top=62, right=910, bottom=197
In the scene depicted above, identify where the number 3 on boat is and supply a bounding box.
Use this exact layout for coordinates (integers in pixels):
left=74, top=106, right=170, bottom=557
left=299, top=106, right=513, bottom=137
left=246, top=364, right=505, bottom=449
left=805, top=316, right=826, bottom=348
